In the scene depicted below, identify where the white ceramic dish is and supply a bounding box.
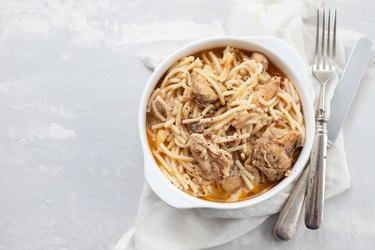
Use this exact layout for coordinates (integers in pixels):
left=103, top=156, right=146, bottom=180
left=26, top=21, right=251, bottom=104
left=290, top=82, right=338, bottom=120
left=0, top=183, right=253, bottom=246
left=138, top=36, right=314, bottom=209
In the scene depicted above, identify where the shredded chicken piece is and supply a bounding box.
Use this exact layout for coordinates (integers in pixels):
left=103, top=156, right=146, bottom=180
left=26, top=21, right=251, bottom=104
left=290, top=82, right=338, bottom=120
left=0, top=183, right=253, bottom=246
left=243, top=138, right=255, bottom=158
left=191, top=72, right=219, bottom=105
left=244, top=161, right=267, bottom=186
left=231, top=110, right=256, bottom=129
left=152, top=97, right=172, bottom=118
left=248, top=126, right=302, bottom=181
left=152, top=99, right=166, bottom=117
left=259, top=71, right=272, bottom=84
left=257, top=76, right=280, bottom=101
left=191, top=122, right=206, bottom=133
left=222, top=175, right=243, bottom=193
left=190, top=132, right=234, bottom=180
left=251, top=52, right=269, bottom=71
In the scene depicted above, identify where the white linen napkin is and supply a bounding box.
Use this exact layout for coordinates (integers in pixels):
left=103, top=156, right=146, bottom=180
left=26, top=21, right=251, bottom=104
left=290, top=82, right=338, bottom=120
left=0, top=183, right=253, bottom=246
left=115, top=0, right=355, bottom=249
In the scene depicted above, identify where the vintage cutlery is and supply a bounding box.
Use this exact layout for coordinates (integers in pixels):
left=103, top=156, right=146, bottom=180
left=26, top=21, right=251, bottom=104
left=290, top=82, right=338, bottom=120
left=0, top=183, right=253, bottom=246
left=305, top=8, right=337, bottom=230
left=274, top=27, right=371, bottom=241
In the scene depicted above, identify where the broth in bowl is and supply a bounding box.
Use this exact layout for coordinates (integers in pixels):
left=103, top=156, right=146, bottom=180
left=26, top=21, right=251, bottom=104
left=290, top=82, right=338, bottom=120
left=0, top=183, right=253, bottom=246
left=146, top=46, right=305, bottom=203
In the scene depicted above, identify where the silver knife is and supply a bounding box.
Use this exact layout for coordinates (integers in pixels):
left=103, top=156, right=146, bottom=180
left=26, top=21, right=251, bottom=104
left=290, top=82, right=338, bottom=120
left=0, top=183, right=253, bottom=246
left=273, top=36, right=372, bottom=240
left=328, top=37, right=372, bottom=145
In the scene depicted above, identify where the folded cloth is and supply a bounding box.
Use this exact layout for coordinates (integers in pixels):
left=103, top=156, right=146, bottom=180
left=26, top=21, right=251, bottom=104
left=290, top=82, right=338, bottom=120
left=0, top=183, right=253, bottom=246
left=115, top=0, right=355, bottom=249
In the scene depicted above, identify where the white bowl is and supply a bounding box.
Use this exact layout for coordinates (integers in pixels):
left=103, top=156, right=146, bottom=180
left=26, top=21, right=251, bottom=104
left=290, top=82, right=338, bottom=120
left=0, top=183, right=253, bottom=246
left=138, top=36, right=314, bottom=209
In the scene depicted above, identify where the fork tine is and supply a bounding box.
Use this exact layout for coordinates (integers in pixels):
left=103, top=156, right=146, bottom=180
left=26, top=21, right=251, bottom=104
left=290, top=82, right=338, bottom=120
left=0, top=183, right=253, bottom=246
left=321, top=9, right=325, bottom=69
left=327, top=9, right=331, bottom=68
left=333, top=9, right=337, bottom=60
left=314, top=9, right=320, bottom=66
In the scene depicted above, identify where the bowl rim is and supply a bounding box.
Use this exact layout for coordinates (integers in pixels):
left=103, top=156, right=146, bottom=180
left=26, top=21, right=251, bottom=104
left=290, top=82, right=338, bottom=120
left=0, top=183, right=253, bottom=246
left=138, top=35, right=314, bottom=209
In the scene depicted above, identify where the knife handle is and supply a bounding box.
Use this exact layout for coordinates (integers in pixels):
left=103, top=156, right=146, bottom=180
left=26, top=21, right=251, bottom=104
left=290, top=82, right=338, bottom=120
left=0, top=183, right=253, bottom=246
left=273, top=166, right=308, bottom=240
left=305, top=116, right=328, bottom=229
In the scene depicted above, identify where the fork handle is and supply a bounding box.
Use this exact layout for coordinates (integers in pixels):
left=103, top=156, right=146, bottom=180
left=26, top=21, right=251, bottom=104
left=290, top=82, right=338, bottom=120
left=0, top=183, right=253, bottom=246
left=273, top=166, right=308, bottom=240
left=305, top=116, right=328, bottom=229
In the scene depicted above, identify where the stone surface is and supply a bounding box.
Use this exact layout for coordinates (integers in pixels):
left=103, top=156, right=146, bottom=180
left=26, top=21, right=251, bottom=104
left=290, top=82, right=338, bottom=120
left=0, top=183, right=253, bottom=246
left=0, top=0, right=374, bottom=249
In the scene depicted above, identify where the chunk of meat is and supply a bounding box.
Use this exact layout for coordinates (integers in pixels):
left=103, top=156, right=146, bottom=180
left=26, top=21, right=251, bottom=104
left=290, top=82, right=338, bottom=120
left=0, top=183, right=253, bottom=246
left=251, top=52, right=269, bottom=71
left=191, top=72, right=218, bottom=105
left=190, top=122, right=206, bottom=133
left=274, top=129, right=302, bottom=155
left=152, top=97, right=172, bottom=119
left=244, top=159, right=267, bottom=186
left=230, top=110, right=268, bottom=129
left=222, top=175, right=243, bottom=193
left=258, top=71, right=272, bottom=84
left=152, top=98, right=166, bottom=117
left=249, top=126, right=302, bottom=181
left=256, top=76, right=280, bottom=101
left=243, top=138, right=255, bottom=158
left=231, top=110, right=252, bottom=128
left=190, top=132, right=234, bottom=180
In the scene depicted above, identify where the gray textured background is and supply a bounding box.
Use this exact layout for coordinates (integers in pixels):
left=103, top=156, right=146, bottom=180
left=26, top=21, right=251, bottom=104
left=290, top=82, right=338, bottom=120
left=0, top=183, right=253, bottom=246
left=0, top=0, right=374, bottom=249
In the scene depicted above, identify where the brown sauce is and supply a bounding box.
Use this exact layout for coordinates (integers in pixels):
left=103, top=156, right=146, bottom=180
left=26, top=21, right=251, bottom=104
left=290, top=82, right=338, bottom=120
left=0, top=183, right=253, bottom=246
left=200, top=181, right=279, bottom=203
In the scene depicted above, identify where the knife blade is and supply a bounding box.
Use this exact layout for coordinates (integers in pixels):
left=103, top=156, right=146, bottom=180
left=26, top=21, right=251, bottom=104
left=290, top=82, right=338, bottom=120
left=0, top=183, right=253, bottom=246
left=328, top=37, right=372, bottom=145
left=274, top=36, right=372, bottom=240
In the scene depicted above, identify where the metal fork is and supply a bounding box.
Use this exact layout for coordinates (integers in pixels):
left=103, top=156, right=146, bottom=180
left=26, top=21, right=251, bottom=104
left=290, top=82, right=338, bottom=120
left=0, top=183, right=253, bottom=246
left=305, top=9, right=337, bottom=229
